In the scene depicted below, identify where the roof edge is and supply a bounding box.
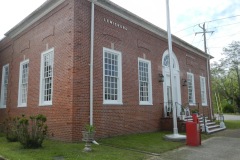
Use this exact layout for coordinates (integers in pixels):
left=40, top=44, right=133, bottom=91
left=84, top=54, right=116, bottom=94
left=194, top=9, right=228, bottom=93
left=4, top=0, right=65, bottom=39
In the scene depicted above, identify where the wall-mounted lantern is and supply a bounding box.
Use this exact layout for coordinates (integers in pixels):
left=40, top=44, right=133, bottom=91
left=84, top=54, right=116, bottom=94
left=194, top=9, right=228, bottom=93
left=182, top=79, right=187, bottom=86
left=159, top=73, right=164, bottom=82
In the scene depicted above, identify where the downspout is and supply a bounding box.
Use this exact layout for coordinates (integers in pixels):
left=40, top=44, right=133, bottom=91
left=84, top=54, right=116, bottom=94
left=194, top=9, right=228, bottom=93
left=90, top=0, right=99, bottom=145
left=90, top=0, right=95, bottom=126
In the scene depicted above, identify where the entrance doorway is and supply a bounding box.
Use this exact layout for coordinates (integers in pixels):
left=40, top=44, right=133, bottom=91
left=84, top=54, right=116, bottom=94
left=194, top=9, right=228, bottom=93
left=162, top=50, right=181, bottom=117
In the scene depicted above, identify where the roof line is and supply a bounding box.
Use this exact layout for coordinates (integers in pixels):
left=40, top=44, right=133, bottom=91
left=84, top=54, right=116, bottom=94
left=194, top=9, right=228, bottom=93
left=4, top=0, right=65, bottom=38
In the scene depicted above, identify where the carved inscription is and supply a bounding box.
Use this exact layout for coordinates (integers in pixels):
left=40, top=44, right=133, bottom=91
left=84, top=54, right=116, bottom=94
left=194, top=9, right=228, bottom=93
left=103, top=18, right=127, bottom=31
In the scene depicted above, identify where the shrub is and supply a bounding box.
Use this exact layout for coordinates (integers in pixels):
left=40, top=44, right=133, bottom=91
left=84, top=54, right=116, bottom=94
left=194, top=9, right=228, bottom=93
left=223, top=104, right=235, bottom=113
left=17, top=114, right=48, bottom=149
left=3, top=117, right=19, bottom=142
left=84, top=124, right=95, bottom=133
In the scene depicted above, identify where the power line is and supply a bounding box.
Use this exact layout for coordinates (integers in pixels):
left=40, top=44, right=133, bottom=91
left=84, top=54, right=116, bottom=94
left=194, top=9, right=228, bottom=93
left=208, top=47, right=223, bottom=49
left=208, top=21, right=240, bottom=30
left=206, top=31, right=240, bottom=40
left=191, top=30, right=240, bottom=44
left=174, top=24, right=197, bottom=33
left=176, top=21, right=240, bottom=39
left=206, top=15, right=240, bottom=23
left=174, top=15, right=240, bottom=34
left=191, top=34, right=196, bottom=44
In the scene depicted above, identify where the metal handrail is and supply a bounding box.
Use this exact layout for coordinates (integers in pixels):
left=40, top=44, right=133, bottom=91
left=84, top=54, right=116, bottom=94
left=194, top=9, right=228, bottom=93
left=160, top=101, right=173, bottom=118
left=188, top=102, right=208, bottom=133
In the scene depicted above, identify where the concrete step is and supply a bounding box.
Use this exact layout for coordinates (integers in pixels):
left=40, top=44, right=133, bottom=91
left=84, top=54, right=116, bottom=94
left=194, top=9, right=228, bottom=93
left=207, top=127, right=226, bottom=134
left=207, top=122, right=215, bottom=125
left=199, top=120, right=211, bottom=124
left=200, top=122, right=215, bottom=126
left=208, top=125, right=220, bottom=129
left=182, top=114, right=226, bottom=134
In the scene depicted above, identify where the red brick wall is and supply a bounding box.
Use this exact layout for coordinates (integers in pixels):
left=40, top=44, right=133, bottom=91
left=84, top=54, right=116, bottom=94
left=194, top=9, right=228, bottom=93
left=0, top=0, right=212, bottom=142
left=85, top=2, right=211, bottom=138
left=0, top=0, right=75, bottom=142
left=70, top=1, right=211, bottom=140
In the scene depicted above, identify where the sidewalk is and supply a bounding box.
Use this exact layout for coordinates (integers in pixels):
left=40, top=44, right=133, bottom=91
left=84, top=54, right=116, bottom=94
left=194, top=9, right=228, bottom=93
left=220, top=114, right=240, bottom=121
left=148, top=129, right=240, bottom=160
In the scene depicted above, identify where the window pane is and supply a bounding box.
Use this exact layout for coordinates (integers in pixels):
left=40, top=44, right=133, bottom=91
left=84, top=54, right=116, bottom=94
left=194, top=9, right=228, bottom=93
left=1, top=65, right=9, bottom=106
left=200, top=77, right=207, bottom=105
left=41, top=50, right=53, bottom=104
left=139, top=60, right=150, bottom=103
left=104, top=51, right=119, bottom=101
left=187, top=73, right=194, bottom=104
left=19, top=61, right=29, bottom=106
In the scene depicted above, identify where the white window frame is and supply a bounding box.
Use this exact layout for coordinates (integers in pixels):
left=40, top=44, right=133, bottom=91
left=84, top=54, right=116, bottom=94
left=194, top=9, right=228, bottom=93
left=138, top=58, right=153, bottom=105
left=39, top=48, right=54, bottom=106
left=18, top=59, right=29, bottom=107
left=187, top=72, right=195, bottom=105
left=103, top=47, right=122, bottom=105
left=200, top=76, right=207, bottom=106
left=0, top=64, right=9, bottom=108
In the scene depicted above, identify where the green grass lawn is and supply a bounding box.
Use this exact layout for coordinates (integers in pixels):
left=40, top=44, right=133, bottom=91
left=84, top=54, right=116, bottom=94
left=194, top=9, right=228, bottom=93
left=0, top=131, right=186, bottom=160
left=2, top=122, right=235, bottom=160
left=0, top=135, right=145, bottom=160
left=99, top=131, right=185, bottom=154
left=225, top=120, right=240, bottom=129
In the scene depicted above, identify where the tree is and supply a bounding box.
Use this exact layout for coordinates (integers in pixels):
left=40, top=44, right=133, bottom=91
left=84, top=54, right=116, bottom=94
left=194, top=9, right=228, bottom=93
left=211, top=41, right=240, bottom=113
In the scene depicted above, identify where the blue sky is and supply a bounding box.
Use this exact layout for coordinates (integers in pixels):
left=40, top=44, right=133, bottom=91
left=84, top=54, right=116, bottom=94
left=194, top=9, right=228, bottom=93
left=1, top=0, right=239, bottom=62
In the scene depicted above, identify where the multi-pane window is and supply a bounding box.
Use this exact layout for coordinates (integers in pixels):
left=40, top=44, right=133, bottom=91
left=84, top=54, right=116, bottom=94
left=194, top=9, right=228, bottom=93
left=187, top=72, right=195, bottom=105
left=40, top=48, right=54, bottom=106
left=18, top=60, right=29, bottom=107
left=103, top=48, right=122, bottom=104
left=1, top=64, right=9, bottom=108
left=138, top=58, right=152, bottom=105
left=200, top=76, right=207, bottom=106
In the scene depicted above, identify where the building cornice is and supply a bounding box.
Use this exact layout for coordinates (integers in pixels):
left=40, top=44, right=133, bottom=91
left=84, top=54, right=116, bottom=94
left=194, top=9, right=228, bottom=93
left=4, top=0, right=65, bottom=39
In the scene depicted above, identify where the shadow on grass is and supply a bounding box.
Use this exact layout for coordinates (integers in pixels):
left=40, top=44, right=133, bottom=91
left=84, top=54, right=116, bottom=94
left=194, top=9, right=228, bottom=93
left=98, top=131, right=187, bottom=154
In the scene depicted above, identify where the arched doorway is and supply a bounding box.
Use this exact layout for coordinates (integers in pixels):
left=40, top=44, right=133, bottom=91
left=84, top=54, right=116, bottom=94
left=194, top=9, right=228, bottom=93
left=162, top=50, right=182, bottom=117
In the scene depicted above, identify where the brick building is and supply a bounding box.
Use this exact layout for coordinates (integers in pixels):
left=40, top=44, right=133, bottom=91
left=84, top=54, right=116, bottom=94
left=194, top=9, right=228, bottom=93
left=0, top=0, right=213, bottom=142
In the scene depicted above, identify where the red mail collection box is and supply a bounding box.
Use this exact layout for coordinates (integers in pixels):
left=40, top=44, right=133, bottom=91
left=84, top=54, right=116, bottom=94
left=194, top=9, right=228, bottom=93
left=186, top=116, right=201, bottom=146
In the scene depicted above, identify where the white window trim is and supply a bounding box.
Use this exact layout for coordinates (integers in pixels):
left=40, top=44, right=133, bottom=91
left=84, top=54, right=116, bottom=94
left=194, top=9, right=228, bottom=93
left=200, top=76, right=208, bottom=106
left=138, top=58, right=153, bottom=105
left=39, top=48, right=54, bottom=106
left=18, top=59, right=29, bottom=107
left=0, top=64, right=9, bottom=108
left=187, top=72, right=196, bottom=105
left=103, top=47, right=122, bottom=105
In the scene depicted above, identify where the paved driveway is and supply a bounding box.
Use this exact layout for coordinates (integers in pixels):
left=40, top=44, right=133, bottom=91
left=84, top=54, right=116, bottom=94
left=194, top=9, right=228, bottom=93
left=148, top=129, right=240, bottom=160
left=215, top=114, right=240, bottom=121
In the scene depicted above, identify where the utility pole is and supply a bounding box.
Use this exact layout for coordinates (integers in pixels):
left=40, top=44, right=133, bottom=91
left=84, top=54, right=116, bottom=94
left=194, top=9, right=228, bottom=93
left=195, top=23, right=214, bottom=119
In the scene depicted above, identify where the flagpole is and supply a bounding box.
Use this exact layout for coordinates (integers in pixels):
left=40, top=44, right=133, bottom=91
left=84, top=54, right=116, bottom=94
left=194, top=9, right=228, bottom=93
left=165, top=0, right=186, bottom=141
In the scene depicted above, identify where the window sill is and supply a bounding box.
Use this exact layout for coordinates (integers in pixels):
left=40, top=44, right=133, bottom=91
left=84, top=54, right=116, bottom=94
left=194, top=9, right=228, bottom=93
left=18, top=105, right=27, bottom=108
left=139, top=102, right=153, bottom=106
left=103, top=101, right=123, bottom=105
left=39, top=102, right=52, bottom=106
left=189, top=103, right=196, bottom=106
